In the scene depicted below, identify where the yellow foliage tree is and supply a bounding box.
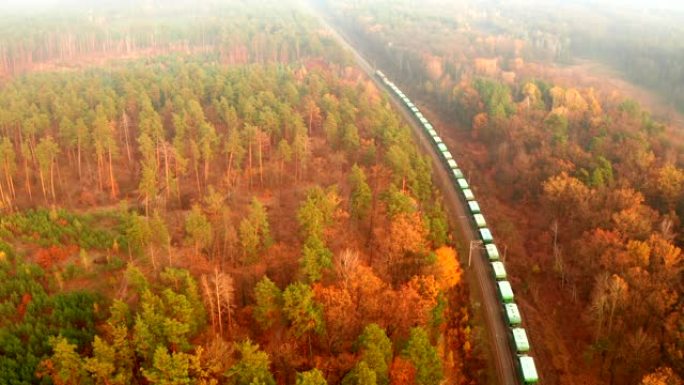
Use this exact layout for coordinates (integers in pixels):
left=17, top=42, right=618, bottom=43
left=433, top=246, right=462, bottom=290
left=639, top=367, right=683, bottom=385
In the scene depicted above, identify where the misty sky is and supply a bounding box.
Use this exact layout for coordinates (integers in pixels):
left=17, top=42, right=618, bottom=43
left=3, top=0, right=684, bottom=11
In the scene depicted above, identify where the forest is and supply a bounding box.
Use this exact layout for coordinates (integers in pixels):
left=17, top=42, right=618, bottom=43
left=320, top=0, right=684, bottom=384
left=0, top=2, right=486, bottom=385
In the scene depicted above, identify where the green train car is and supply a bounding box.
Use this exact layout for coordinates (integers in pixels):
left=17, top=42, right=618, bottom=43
left=491, top=261, right=507, bottom=280
left=473, top=213, right=486, bottom=228
left=498, top=280, right=514, bottom=303
left=452, top=168, right=464, bottom=179
left=504, top=303, right=522, bottom=326
left=485, top=243, right=499, bottom=260
left=518, top=355, right=539, bottom=384
left=479, top=228, right=493, bottom=243
left=468, top=201, right=481, bottom=214
left=456, top=178, right=469, bottom=189
left=511, top=328, right=530, bottom=353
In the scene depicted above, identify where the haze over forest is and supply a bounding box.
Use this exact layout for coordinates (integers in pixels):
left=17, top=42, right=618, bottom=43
left=0, top=1, right=681, bottom=385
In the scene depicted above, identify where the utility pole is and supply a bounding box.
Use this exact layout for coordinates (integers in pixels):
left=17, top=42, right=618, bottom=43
left=468, top=239, right=483, bottom=268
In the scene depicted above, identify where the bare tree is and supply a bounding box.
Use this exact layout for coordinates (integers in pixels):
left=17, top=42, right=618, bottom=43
left=201, top=269, right=235, bottom=337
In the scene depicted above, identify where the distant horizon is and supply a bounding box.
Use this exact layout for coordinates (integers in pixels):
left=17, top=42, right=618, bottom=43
left=2, top=0, right=684, bottom=12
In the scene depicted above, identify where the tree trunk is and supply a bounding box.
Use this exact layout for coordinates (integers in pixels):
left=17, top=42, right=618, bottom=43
left=163, top=143, right=170, bottom=201
left=248, top=140, right=253, bottom=188
left=49, top=157, right=56, bottom=202
left=77, top=137, right=82, bottom=181
left=258, top=138, right=263, bottom=186
left=0, top=178, right=7, bottom=208
left=23, top=157, right=32, bottom=201
left=193, top=150, right=202, bottom=197
left=122, top=112, right=132, bottom=163
left=226, top=152, right=234, bottom=187
left=38, top=167, right=48, bottom=204
left=108, top=147, right=117, bottom=199
left=214, top=270, right=223, bottom=338
left=97, top=153, right=104, bottom=192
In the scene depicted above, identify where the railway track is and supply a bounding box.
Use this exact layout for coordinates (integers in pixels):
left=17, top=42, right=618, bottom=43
left=306, top=2, right=540, bottom=384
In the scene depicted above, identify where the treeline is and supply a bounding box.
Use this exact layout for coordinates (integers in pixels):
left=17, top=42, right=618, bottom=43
left=457, top=0, right=684, bottom=112
left=323, top=1, right=684, bottom=384
left=0, top=0, right=351, bottom=76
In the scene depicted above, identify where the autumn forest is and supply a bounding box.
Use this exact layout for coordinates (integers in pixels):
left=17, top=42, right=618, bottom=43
left=0, top=1, right=682, bottom=385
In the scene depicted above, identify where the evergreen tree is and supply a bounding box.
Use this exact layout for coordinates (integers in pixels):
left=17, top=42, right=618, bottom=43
left=283, top=282, right=324, bottom=357
left=349, top=164, right=372, bottom=221
left=142, top=346, right=191, bottom=385
left=300, top=234, right=333, bottom=283
left=185, top=204, right=213, bottom=256
left=253, top=276, right=283, bottom=331
left=358, top=324, right=392, bottom=385
left=402, top=328, right=443, bottom=385
left=238, top=198, right=272, bottom=262
left=226, top=340, right=275, bottom=385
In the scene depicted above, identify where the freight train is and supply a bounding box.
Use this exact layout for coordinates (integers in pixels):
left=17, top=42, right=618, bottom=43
left=375, top=70, right=539, bottom=385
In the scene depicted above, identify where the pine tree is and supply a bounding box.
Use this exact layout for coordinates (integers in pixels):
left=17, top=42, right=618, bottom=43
left=349, top=164, right=372, bottom=221
left=238, top=198, right=272, bottom=263
left=283, top=282, right=324, bottom=358
left=37, top=336, right=87, bottom=385
left=253, top=276, right=283, bottom=331
left=34, top=135, right=60, bottom=203
left=402, top=328, right=443, bottom=385
left=358, top=324, right=392, bottom=385
left=300, top=234, right=333, bottom=283
left=226, top=340, right=275, bottom=385
left=142, top=346, right=191, bottom=385
left=185, top=204, right=213, bottom=257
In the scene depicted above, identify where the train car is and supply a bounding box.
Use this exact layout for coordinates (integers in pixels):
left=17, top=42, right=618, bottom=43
left=375, top=70, right=385, bottom=79
left=473, top=213, right=487, bottom=228
left=441, top=150, right=453, bottom=161
left=457, top=178, right=469, bottom=190
left=511, top=328, right=530, bottom=353
left=504, top=303, right=522, bottom=326
left=424, top=123, right=434, bottom=131
left=468, top=201, right=481, bottom=214
left=463, top=188, right=475, bottom=201
left=419, top=117, right=429, bottom=125
left=518, top=356, right=539, bottom=384
left=436, top=142, right=448, bottom=152
left=479, top=228, right=493, bottom=243
left=452, top=168, right=464, bottom=179
left=498, top=281, right=515, bottom=303
left=427, top=129, right=438, bottom=137
left=485, top=244, right=499, bottom=260
left=491, top=261, right=507, bottom=280
left=447, top=159, right=458, bottom=169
